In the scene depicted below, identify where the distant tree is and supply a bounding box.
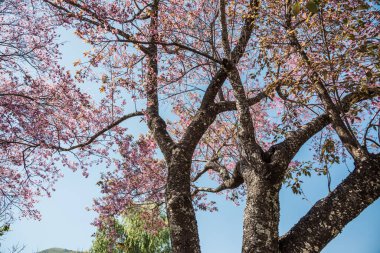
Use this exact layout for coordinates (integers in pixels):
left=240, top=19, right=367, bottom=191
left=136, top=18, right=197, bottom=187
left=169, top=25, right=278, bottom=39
left=0, top=223, right=9, bottom=237
left=90, top=206, right=170, bottom=253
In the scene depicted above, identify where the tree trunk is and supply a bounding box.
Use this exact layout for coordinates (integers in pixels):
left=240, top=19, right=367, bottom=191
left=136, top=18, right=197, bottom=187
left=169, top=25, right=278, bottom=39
left=242, top=170, right=281, bottom=253
left=166, top=149, right=201, bottom=253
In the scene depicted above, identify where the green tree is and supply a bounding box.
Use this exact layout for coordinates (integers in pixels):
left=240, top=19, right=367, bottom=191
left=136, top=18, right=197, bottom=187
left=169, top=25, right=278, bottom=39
left=90, top=208, right=170, bottom=253
left=0, top=224, right=10, bottom=237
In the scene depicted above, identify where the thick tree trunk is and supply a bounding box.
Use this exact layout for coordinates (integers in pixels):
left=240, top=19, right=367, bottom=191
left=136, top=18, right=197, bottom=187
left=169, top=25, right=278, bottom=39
left=280, top=155, right=380, bottom=253
left=242, top=170, right=281, bottom=253
left=166, top=149, right=201, bottom=253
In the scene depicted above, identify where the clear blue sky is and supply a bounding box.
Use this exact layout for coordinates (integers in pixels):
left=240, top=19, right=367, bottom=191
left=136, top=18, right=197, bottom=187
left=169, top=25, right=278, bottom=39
left=2, top=29, right=380, bottom=253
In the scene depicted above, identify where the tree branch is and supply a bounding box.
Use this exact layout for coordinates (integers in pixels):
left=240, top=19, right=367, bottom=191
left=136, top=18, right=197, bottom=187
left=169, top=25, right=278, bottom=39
left=272, top=87, right=380, bottom=165
left=145, top=0, right=175, bottom=159
left=198, top=0, right=259, bottom=111
left=229, top=67, right=262, bottom=154
left=215, top=91, right=267, bottom=113
left=287, top=28, right=368, bottom=159
left=192, top=162, right=243, bottom=196
left=220, top=0, right=231, bottom=57
left=57, top=111, right=144, bottom=151
left=180, top=0, right=260, bottom=153
left=279, top=154, right=380, bottom=253
left=44, top=0, right=150, bottom=53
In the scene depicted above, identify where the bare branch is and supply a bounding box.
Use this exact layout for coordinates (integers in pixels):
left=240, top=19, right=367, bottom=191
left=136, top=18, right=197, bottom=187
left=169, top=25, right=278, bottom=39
left=273, top=87, right=380, bottom=165
left=192, top=162, right=243, bottom=196
left=287, top=28, right=368, bottom=159
left=144, top=0, right=175, bottom=159
left=220, top=0, right=231, bottom=57
left=57, top=111, right=144, bottom=151
left=216, top=91, right=267, bottom=113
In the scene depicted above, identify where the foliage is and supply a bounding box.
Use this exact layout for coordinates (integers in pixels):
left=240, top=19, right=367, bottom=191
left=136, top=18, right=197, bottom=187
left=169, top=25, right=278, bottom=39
left=90, top=207, right=170, bottom=253
left=0, top=223, right=10, bottom=237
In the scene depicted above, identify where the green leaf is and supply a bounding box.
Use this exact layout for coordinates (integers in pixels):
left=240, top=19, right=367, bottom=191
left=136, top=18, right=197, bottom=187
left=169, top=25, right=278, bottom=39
left=347, top=33, right=355, bottom=40
left=292, top=2, right=301, bottom=16
left=357, top=4, right=369, bottom=10
left=0, top=224, right=10, bottom=237
left=306, top=0, right=319, bottom=14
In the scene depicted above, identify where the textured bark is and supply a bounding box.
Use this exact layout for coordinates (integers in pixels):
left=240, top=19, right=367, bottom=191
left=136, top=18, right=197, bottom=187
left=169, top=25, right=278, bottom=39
left=166, top=148, right=201, bottom=253
left=280, top=155, right=380, bottom=253
left=242, top=165, right=282, bottom=253
left=146, top=3, right=200, bottom=251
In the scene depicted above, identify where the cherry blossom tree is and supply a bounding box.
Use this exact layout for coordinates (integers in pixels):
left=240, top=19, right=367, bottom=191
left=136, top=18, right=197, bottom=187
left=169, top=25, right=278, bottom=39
left=0, top=0, right=68, bottom=222
left=21, top=0, right=380, bottom=252
left=0, top=0, right=132, bottom=224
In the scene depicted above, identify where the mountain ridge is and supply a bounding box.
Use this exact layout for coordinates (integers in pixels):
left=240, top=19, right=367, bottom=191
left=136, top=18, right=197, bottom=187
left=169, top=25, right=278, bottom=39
left=37, top=248, right=84, bottom=253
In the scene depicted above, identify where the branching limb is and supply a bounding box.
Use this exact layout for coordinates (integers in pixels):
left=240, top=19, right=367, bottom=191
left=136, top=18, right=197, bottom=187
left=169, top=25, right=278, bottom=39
left=145, top=0, right=175, bottom=159
left=57, top=111, right=144, bottom=151
left=229, top=66, right=264, bottom=159
left=192, top=161, right=243, bottom=196
left=279, top=154, right=380, bottom=253
left=220, top=0, right=231, bottom=57
left=215, top=91, right=267, bottom=113
left=180, top=0, right=260, bottom=153
left=43, top=0, right=150, bottom=54
left=272, top=87, right=380, bottom=166
left=287, top=27, right=368, bottom=159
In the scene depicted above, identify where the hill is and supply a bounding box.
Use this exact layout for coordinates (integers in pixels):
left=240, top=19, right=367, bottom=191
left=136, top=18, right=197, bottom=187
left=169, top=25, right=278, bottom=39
left=37, top=248, right=84, bottom=253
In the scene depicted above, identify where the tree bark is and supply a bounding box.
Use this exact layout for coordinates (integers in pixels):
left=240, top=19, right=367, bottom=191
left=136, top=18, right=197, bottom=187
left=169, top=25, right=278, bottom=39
left=166, top=148, right=201, bottom=253
left=280, top=154, right=380, bottom=253
left=242, top=167, right=282, bottom=253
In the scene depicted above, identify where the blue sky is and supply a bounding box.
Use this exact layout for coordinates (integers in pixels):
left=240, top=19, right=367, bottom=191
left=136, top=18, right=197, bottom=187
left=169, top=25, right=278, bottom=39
left=2, top=29, right=380, bottom=253
left=2, top=158, right=380, bottom=253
